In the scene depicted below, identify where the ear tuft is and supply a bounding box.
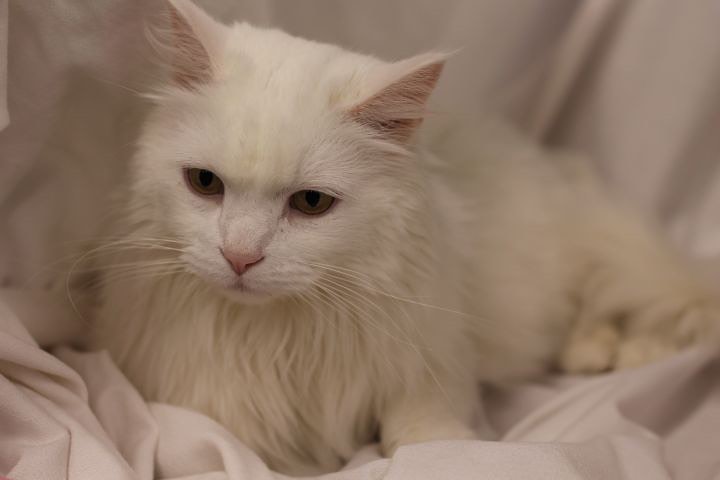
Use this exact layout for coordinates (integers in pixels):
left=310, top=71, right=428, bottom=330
left=148, top=0, right=228, bottom=90
left=349, top=53, right=448, bottom=143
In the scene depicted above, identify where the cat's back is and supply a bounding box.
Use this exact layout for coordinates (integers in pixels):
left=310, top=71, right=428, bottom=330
left=421, top=118, right=595, bottom=379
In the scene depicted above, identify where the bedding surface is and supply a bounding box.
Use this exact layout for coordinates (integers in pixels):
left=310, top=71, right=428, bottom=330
left=1, top=1, right=720, bottom=479
left=2, top=293, right=719, bottom=479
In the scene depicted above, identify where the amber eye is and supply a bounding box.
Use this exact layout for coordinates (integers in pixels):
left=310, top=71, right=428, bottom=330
left=289, top=190, right=335, bottom=215
left=186, top=168, right=224, bottom=196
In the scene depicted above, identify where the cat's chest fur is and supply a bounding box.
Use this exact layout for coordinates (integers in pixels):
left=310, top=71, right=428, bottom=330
left=92, top=271, right=433, bottom=473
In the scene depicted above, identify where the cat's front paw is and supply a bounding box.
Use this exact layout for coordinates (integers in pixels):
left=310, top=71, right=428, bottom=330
left=560, top=297, right=720, bottom=374
left=559, top=323, right=620, bottom=373
left=381, top=418, right=477, bottom=457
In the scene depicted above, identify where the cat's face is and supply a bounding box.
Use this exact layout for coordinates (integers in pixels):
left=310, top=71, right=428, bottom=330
left=131, top=0, right=444, bottom=303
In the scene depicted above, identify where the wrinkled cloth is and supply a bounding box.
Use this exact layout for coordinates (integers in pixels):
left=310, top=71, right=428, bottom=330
left=2, top=1, right=720, bottom=479
left=1, top=292, right=719, bottom=480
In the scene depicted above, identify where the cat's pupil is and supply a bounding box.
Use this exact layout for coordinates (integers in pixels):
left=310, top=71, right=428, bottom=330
left=198, top=170, right=214, bottom=187
left=305, top=190, right=320, bottom=207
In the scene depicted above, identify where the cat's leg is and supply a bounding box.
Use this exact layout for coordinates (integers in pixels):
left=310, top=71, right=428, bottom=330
left=559, top=208, right=720, bottom=373
left=379, top=376, right=478, bottom=456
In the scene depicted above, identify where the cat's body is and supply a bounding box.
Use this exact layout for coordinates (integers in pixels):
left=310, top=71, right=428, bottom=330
left=89, top=0, right=719, bottom=475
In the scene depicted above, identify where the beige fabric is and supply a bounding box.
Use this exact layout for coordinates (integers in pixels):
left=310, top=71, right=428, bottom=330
left=1, top=1, right=720, bottom=479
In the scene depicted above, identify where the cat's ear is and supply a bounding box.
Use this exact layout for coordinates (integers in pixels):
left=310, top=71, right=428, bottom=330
left=157, top=0, right=229, bottom=90
left=349, top=53, right=448, bottom=143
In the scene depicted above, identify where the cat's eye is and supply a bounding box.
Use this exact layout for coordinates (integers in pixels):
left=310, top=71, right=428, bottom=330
left=186, top=168, right=224, bottom=196
left=289, top=190, right=335, bottom=215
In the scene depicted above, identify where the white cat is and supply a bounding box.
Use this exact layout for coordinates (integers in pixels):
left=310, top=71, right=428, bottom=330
left=89, top=0, right=720, bottom=475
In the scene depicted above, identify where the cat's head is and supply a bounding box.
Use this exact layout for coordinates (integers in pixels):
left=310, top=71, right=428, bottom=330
left=131, top=0, right=446, bottom=303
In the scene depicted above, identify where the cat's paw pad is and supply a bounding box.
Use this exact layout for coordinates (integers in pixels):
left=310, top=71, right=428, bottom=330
left=559, top=324, right=620, bottom=373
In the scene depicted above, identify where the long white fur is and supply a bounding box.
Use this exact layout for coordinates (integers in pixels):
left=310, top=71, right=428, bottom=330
left=90, top=0, right=720, bottom=475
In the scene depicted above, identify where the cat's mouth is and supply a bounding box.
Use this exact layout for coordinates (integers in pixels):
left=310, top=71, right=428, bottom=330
left=228, top=278, right=258, bottom=293
left=233, top=282, right=255, bottom=293
left=221, top=278, right=277, bottom=304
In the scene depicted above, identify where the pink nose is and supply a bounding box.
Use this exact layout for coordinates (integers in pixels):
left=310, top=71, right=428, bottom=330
left=222, top=249, right=265, bottom=275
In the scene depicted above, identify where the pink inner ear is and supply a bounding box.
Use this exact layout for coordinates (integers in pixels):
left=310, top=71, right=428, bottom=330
left=169, top=7, right=213, bottom=90
left=350, top=61, right=445, bottom=143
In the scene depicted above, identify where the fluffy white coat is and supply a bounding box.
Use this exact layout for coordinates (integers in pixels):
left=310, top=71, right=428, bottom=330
left=90, top=0, right=720, bottom=474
